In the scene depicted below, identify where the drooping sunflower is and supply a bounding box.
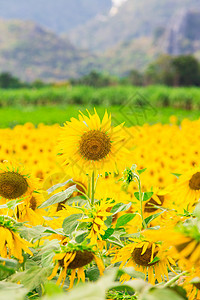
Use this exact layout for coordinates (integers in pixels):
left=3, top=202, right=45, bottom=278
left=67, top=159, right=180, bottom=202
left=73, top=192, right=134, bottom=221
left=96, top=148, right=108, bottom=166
left=58, top=109, right=129, bottom=175
left=0, top=161, right=38, bottom=203
left=48, top=243, right=104, bottom=289
left=111, top=238, right=176, bottom=284
left=0, top=217, right=32, bottom=262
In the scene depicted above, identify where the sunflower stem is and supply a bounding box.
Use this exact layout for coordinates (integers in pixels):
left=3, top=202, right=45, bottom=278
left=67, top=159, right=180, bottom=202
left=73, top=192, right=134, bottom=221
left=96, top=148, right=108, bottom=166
left=91, top=171, right=95, bottom=206
left=87, top=176, right=91, bottom=199
left=136, top=174, right=147, bottom=230
left=163, top=271, right=188, bottom=287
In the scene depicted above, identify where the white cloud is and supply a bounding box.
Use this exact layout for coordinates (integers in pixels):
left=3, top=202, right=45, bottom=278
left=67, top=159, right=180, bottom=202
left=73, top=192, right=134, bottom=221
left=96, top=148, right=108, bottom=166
left=112, top=0, right=127, bottom=8
left=110, top=0, right=128, bottom=16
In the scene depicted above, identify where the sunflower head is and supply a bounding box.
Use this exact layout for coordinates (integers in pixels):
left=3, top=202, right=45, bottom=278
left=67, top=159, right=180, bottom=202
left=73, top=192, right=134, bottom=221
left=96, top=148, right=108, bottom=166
left=49, top=242, right=104, bottom=288
left=59, top=109, right=129, bottom=174
left=0, top=171, right=28, bottom=200
left=59, top=249, right=94, bottom=269
left=79, top=130, right=111, bottom=161
left=132, top=243, right=159, bottom=266
left=0, top=161, right=37, bottom=201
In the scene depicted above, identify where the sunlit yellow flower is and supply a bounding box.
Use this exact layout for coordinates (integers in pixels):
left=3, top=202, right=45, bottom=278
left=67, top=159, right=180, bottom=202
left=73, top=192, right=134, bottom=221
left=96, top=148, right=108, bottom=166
left=0, top=161, right=38, bottom=203
left=58, top=109, right=129, bottom=175
left=48, top=244, right=104, bottom=289
left=183, top=268, right=200, bottom=300
left=80, top=198, right=113, bottom=245
left=0, top=218, right=32, bottom=262
left=168, top=167, right=200, bottom=211
left=17, top=192, right=46, bottom=226
left=111, top=238, right=176, bottom=284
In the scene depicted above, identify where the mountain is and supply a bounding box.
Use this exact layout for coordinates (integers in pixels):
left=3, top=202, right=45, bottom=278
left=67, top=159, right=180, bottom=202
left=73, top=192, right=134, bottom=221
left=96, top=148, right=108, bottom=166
left=161, top=10, right=200, bottom=55
left=0, top=0, right=112, bottom=33
left=68, top=0, right=200, bottom=52
left=97, top=37, right=159, bottom=75
left=0, top=19, right=96, bottom=82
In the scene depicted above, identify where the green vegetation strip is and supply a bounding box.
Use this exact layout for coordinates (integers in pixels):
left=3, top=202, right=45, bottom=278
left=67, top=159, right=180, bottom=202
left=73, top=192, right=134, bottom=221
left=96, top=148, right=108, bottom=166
left=0, top=85, right=200, bottom=109
left=1, top=105, right=200, bottom=128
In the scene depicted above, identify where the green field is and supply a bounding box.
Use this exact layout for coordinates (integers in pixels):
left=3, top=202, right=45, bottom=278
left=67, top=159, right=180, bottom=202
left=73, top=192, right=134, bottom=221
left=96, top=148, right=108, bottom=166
left=1, top=105, right=200, bottom=128
left=0, top=85, right=200, bottom=110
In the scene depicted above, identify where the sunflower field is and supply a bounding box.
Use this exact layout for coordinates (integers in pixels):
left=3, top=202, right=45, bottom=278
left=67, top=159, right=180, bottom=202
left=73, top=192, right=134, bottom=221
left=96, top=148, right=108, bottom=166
left=0, top=109, right=200, bottom=300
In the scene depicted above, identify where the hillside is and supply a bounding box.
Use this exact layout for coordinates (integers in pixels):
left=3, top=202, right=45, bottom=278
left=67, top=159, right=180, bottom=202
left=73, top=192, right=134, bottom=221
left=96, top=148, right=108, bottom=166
left=97, top=37, right=159, bottom=75
left=0, top=19, right=96, bottom=82
left=68, top=0, right=200, bottom=52
left=162, top=10, right=200, bottom=55
left=0, top=0, right=112, bottom=33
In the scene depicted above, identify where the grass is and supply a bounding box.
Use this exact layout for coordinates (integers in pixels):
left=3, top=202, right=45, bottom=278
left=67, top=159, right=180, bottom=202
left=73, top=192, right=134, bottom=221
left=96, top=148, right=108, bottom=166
left=1, top=105, right=200, bottom=128
left=0, top=85, right=200, bottom=110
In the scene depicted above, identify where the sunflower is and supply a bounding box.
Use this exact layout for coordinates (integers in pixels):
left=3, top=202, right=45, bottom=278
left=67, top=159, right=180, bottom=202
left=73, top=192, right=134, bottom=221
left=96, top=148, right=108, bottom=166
left=0, top=217, right=32, bottom=262
left=168, top=167, right=200, bottom=211
left=80, top=198, right=113, bottom=245
left=183, top=268, right=200, bottom=300
left=58, top=109, right=129, bottom=175
left=48, top=243, right=104, bottom=289
left=111, top=238, right=176, bottom=284
left=0, top=161, right=38, bottom=203
left=17, top=192, right=46, bottom=226
left=162, top=220, right=200, bottom=270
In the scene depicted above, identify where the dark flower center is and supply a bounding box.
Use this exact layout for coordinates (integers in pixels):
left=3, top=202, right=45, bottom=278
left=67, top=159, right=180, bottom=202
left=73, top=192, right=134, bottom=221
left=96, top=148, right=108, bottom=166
left=132, top=245, right=159, bottom=266
left=60, top=250, right=94, bottom=269
left=0, top=172, right=28, bottom=199
left=189, top=172, right=200, bottom=190
left=193, top=281, right=200, bottom=290
left=29, top=196, right=37, bottom=210
left=79, top=130, right=111, bottom=161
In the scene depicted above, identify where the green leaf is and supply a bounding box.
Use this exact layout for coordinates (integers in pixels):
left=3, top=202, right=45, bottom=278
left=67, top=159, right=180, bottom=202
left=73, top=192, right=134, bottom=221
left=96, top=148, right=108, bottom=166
left=11, top=266, right=51, bottom=291
left=102, top=228, right=114, bottom=240
left=0, top=282, right=27, bottom=300
left=149, top=256, right=160, bottom=264
left=144, top=211, right=164, bottom=227
left=110, top=202, right=132, bottom=215
left=134, top=192, right=140, bottom=201
left=66, top=196, right=87, bottom=207
left=137, top=168, right=147, bottom=175
left=62, top=214, right=82, bottom=235
left=145, top=287, right=186, bottom=300
left=47, top=179, right=73, bottom=194
left=44, top=281, right=63, bottom=296
left=38, top=185, right=78, bottom=208
left=115, top=213, right=136, bottom=228
left=86, top=267, right=100, bottom=282
left=75, top=231, right=88, bottom=243
left=171, top=173, right=182, bottom=178
left=104, top=215, right=112, bottom=227
left=143, top=192, right=154, bottom=202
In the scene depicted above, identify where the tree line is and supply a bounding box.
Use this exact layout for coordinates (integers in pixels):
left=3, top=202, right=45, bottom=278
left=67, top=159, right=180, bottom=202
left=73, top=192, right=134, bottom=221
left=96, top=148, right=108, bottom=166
left=0, top=55, right=200, bottom=89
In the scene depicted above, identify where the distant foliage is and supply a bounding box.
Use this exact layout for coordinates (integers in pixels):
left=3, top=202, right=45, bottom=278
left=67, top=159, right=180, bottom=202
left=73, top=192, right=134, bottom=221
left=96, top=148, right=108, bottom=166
left=145, top=55, right=200, bottom=86
left=0, top=85, right=200, bottom=110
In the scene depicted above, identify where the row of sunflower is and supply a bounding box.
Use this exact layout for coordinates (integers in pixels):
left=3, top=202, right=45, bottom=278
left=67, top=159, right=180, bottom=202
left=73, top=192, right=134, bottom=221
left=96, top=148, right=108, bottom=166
left=0, top=110, right=200, bottom=300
